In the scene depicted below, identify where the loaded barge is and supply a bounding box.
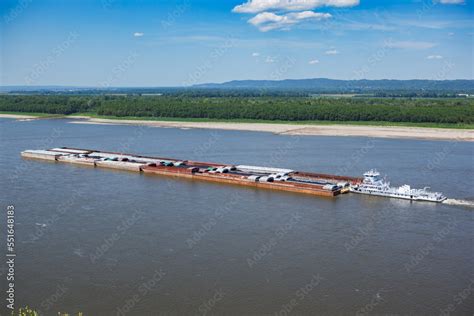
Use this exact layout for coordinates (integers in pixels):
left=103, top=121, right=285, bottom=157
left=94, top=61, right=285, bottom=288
left=21, top=147, right=362, bottom=198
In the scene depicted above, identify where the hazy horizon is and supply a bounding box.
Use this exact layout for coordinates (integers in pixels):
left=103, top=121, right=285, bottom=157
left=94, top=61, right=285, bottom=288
left=1, top=77, right=473, bottom=90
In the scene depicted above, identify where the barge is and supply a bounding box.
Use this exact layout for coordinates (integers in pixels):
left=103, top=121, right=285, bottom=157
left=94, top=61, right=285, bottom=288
left=21, top=147, right=363, bottom=198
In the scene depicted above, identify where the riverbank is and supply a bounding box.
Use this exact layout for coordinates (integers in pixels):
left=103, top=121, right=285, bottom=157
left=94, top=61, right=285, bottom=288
left=2, top=113, right=473, bottom=141
left=69, top=117, right=474, bottom=141
left=0, top=112, right=64, bottom=119
left=0, top=113, right=43, bottom=119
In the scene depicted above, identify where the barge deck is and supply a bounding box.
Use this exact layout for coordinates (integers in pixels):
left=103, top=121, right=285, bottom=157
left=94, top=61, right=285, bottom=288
left=21, top=147, right=362, bottom=198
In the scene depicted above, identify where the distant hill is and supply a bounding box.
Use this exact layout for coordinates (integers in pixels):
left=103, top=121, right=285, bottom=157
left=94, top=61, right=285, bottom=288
left=1, top=79, right=473, bottom=96
left=193, top=78, right=474, bottom=92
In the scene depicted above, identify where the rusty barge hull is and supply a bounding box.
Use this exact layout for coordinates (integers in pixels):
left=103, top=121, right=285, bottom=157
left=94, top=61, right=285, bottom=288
left=141, top=167, right=338, bottom=197
left=21, top=147, right=362, bottom=198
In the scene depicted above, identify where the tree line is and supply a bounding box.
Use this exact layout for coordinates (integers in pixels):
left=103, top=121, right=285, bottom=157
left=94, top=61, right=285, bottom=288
left=0, top=95, right=472, bottom=124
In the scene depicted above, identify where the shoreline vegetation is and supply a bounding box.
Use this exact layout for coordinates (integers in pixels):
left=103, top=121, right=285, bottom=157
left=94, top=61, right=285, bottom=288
left=1, top=112, right=473, bottom=141
left=1, top=111, right=473, bottom=128
left=0, top=94, right=472, bottom=141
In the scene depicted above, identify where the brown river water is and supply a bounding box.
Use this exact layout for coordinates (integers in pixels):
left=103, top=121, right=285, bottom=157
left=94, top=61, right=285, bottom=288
left=1, top=118, right=473, bottom=315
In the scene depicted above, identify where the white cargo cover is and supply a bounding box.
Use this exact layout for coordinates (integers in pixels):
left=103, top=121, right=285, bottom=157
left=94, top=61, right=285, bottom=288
left=50, top=148, right=91, bottom=154
left=236, top=165, right=293, bottom=175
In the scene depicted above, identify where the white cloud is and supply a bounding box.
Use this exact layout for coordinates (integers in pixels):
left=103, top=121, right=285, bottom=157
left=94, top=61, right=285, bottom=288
left=438, top=0, right=465, bottom=4
left=233, top=0, right=359, bottom=13
left=309, top=59, right=320, bottom=64
left=265, top=56, right=276, bottom=63
left=386, top=41, right=436, bottom=50
left=427, top=55, right=443, bottom=59
left=248, top=11, right=331, bottom=31
left=133, top=32, right=144, bottom=37
left=252, top=52, right=260, bottom=57
left=249, top=12, right=283, bottom=25
left=325, top=49, right=339, bottom=55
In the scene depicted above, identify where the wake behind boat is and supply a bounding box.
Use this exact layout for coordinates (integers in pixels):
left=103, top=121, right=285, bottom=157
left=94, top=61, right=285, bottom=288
left=350, top=170, right=447, bottom=203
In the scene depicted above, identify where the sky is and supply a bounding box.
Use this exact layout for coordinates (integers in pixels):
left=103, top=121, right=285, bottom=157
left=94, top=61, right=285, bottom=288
left=0, top=0, right=473, bottom=86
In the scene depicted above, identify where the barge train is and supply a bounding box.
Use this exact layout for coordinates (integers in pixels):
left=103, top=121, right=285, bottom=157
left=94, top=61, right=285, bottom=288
left=21, top=147, right=361, bottom=198
left=20, top=147, right=446, bottom=202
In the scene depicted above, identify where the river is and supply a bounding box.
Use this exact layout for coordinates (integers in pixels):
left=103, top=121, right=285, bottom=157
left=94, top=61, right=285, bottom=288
left=1, top=118, right=473, bottom=315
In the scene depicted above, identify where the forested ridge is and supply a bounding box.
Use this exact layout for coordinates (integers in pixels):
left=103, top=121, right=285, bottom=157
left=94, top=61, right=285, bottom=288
left=0, top=95, right=473, bottom=124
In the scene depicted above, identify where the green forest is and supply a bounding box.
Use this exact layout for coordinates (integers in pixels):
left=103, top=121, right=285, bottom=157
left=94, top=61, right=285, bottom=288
left=1, top=95, right=473, bottom=126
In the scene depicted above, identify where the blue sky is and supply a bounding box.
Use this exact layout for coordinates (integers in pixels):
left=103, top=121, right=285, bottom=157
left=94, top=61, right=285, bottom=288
left=1, top=0, right=472, bottom=86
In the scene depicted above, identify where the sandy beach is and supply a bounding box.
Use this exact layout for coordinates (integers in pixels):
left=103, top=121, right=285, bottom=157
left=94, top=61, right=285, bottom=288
left=0, top=113, right=42, bottom=119
left=69, top=117, right=474, bottom=142
left=2, top=113, right=472, bottom=141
